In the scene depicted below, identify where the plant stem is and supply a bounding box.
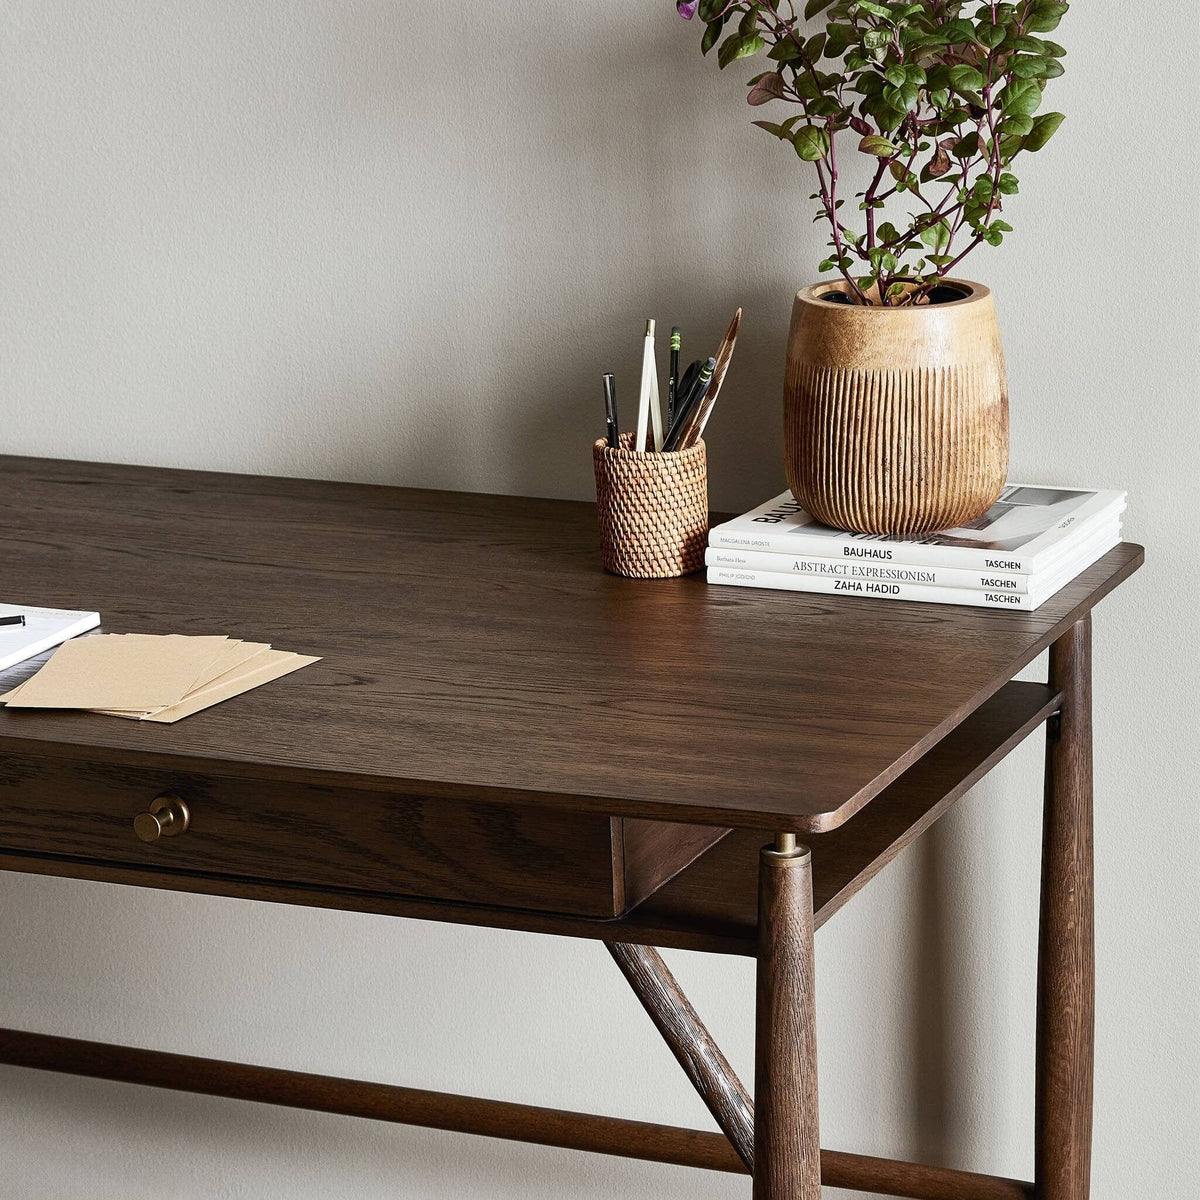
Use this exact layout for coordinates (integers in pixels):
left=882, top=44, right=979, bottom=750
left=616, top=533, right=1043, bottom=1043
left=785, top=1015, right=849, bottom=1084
left=864, top=159, right=888, bottom=251
left=937, top=232, right=985, bottom=276
left=711, top=0, right=1054, bottom=301
left=826, top=132, right=870, bottom=304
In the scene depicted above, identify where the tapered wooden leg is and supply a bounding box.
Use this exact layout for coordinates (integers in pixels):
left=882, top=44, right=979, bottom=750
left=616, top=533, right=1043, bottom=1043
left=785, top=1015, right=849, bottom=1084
left=754, top=835, right=820, bottom=1200
left=1035, top=616, right=1094, bottom=1200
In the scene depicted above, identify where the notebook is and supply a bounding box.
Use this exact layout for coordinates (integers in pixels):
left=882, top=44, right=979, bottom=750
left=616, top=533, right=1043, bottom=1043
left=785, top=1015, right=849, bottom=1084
left=0, top=604, right=101, bottom=672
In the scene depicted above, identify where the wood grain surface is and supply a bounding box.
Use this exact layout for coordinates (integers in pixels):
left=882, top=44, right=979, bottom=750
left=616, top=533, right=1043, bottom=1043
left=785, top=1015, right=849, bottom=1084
left=0, top=681, right=1061, bottom=954
left=0, top=1027, right=1035, bottom=1195
left=606, top=941, right=754, bottom=1169
left=754, top=844, right=820, bottom=1199
left=1036, top=617, right=1095, bottom=1199
left=0, top=752, right=724, bottom=918
left=0, top=455, right=1141, bottom=830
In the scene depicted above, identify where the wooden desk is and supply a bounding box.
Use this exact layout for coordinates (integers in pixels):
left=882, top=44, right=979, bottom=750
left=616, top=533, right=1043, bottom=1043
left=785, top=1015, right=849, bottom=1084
left=0, top=455, right=1142, bottom=1199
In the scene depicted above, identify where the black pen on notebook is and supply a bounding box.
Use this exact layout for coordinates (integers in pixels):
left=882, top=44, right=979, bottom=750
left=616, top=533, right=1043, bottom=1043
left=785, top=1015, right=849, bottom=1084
left=0, top=614, right=25, bottom=627
left=603, top=372, right=620, bottom=448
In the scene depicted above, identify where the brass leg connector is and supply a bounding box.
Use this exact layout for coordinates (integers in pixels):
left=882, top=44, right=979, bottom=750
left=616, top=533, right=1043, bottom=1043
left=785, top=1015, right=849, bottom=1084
left=771, top=831, right=802, bottom=858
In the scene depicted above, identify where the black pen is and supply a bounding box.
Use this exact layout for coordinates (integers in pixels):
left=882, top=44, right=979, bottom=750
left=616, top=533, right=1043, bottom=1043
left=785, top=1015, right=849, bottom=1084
left=0, top=614, right=26, bottom=627
left=663, top=356, right=715, bottom=451
left=662, top=386, right=701, bottom=452
left=663, top=360, right=702, bottom=449
left=675, top=357, right=713, bottom=426
left=667, top=327, right=681, bottom=427
left=674, top=359, right=701, bottom=415
left=603, top=373, right=620, bottom=448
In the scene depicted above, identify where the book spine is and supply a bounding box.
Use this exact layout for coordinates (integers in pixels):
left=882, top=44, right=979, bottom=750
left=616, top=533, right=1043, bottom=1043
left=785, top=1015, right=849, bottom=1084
left=703, top=547, right=1035, bottom=593
left=706, top=566, right=1041, bottom=609
left=706, top=529, right=1028, bottom=570
left=708, top=507, right=1121, bottom=574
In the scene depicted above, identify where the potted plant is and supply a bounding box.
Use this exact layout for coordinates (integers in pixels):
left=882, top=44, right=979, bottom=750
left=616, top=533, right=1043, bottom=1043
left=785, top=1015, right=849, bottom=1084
left=675, top=0, right=1068, bottom=533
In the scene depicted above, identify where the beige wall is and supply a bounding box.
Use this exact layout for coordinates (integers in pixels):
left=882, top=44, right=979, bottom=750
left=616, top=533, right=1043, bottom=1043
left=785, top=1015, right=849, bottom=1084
left=1, top=3, right=1195, bottom=1196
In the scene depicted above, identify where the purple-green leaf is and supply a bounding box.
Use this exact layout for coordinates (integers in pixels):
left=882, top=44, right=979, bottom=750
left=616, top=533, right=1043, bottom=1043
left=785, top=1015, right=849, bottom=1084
left=859, top=134, right=898, bottom=158
left=669, top=0, right=1071, bottom=299
left=747, top=72, right=786, bottom=105
left=793, top=125, right=830, bottom=161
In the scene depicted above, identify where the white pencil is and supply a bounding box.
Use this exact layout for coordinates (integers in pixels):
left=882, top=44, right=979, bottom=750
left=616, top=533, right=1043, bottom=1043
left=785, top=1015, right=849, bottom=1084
left=636, top=319, right=663, bottom=452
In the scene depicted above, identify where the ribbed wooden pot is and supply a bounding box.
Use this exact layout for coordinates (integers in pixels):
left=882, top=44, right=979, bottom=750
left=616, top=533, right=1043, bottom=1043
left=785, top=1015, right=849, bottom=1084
left=783, top=278, right=1008, bottom=535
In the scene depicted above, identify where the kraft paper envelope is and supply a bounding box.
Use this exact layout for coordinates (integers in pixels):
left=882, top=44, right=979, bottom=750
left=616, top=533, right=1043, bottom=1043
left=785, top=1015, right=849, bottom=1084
left=12, top=638, right=272, bottom=711
left=62, top=633, right=238, bottom=702
left=136, top=650, right=319, bottom=723
left=93, top=642, right=275, bottom=718
left=0, top=636, right=195, bottom=708
left=183, top=638, right=270, bottom=690
left=1, top=634, right=232, bottom=710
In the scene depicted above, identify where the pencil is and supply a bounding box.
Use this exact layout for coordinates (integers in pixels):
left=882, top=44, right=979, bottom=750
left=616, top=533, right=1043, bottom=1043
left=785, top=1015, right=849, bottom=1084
left=636, top=319, right=663, bottom=452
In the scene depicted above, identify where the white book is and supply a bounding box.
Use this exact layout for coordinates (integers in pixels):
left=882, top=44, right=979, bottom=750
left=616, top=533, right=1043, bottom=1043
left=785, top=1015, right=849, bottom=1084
left=709, top=485, right=1126, bottom=573
left=706, top=526, right=1121, bottom=611
left=0, top=603, right=101, bottom=672
left=705, top=519, right=1121, bottom=595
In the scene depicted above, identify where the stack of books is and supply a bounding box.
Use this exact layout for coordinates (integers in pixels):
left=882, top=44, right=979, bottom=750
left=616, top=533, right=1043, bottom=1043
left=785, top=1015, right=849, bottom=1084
left=706, top=485, right=1126, bottom=611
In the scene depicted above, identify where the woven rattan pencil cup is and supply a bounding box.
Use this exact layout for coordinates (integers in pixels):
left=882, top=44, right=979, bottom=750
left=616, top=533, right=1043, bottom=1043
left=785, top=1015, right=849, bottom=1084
left=593, top=434, right=708, bottom=579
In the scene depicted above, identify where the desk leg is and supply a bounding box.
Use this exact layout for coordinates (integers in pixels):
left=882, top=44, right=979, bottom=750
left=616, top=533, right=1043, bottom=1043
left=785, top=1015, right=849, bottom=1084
left=1036, top=615, right=1094, bottom=1200
left=754, top=835, right=820, bottom=1200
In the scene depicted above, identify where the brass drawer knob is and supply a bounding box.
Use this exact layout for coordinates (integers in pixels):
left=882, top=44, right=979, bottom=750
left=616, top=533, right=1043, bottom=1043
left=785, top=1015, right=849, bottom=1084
left=133, top=793, right=190, bottom=843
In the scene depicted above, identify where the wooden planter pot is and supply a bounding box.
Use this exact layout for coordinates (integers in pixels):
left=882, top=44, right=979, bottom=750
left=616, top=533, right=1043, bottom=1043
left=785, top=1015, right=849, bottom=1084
left=783, top=279, right=1009, bottom=535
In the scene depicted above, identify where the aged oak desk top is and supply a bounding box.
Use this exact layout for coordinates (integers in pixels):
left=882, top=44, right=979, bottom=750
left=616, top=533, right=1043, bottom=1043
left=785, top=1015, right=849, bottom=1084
left=0, top=455, right=1140, bottom=828
left=0, top=454, right=1143, bottom=1200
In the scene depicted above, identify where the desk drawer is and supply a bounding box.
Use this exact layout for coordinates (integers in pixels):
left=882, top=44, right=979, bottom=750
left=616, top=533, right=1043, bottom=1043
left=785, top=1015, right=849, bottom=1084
left=0, top=754, right=726, bottom=918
